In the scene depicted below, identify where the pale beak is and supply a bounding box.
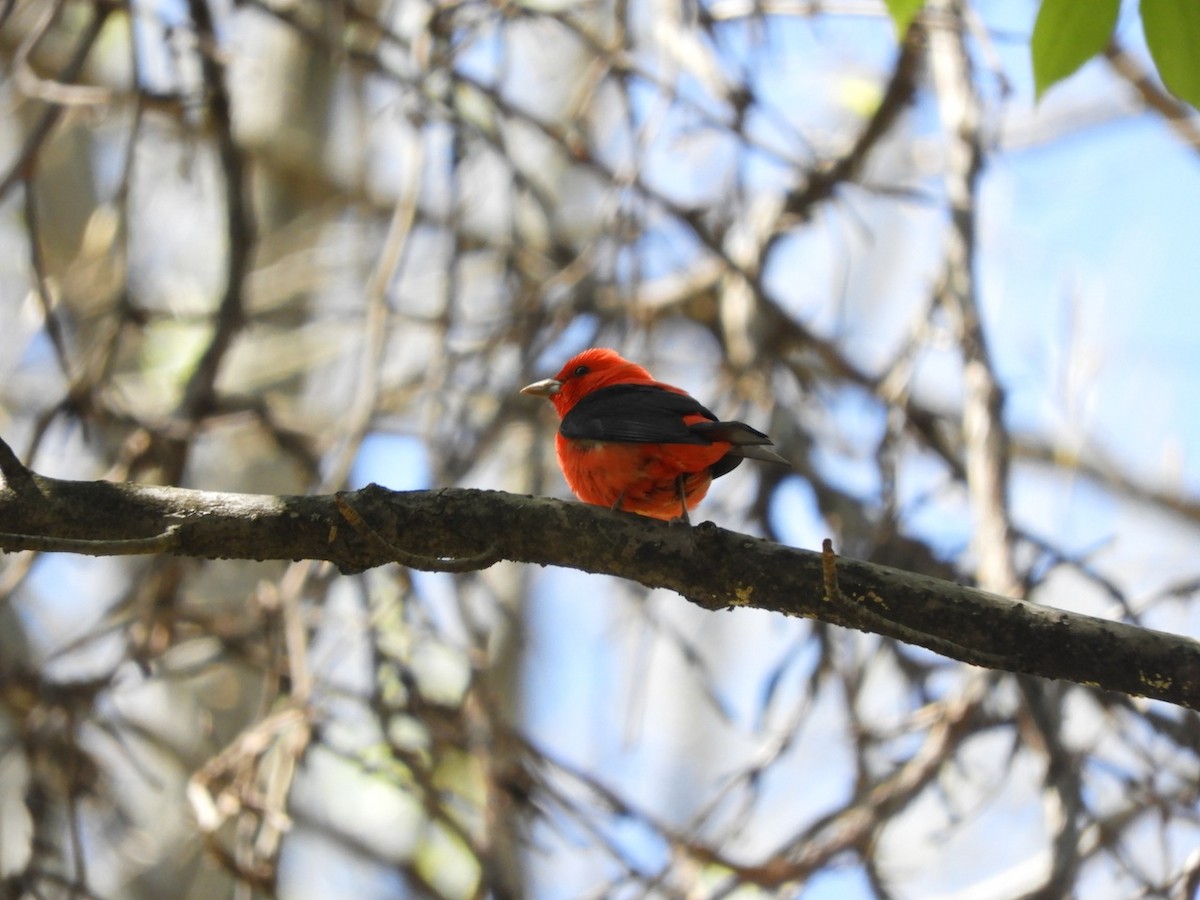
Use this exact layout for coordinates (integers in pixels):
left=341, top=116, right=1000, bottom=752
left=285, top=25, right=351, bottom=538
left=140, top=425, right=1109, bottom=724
left=520, top=377, right=562, bottom=398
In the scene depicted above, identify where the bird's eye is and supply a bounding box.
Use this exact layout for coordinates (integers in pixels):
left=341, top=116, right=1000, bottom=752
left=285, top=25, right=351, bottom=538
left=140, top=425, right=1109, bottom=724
left=573, top=365, right=589, bottom=377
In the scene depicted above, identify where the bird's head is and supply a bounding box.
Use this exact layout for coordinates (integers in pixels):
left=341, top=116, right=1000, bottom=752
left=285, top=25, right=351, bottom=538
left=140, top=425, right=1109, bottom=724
left=521, top=348, right=654, bottom=418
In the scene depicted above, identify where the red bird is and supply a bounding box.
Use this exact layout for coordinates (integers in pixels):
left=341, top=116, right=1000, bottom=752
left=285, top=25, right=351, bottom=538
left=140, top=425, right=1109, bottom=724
left=521, top=348, right=787, bottom=522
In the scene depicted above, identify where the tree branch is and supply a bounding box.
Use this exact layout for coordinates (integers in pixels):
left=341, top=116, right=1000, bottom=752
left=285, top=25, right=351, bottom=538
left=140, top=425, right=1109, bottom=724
left=0, top=466, right=1197, bottom=709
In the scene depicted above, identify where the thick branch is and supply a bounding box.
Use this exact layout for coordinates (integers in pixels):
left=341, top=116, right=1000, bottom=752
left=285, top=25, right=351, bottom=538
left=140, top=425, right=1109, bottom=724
left=0, top=471, right=1198, bottom=709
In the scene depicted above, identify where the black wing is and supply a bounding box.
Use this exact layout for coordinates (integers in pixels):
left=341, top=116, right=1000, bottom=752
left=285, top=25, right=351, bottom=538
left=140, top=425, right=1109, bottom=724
left=560, top=384, right=788, bottom=480
left=559, top=384, right=720, bottom=444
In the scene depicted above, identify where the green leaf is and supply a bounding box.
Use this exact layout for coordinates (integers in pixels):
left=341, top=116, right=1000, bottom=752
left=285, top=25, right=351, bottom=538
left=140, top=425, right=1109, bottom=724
left=1141, top=0, right=1200, bottom=109
left=1031, top=0, right=1121, bottom=100
left=883, top=0, right=926, bottom=39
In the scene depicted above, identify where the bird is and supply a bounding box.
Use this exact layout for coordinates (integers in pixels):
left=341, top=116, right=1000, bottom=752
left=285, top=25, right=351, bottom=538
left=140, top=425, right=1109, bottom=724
left=521, top=348, right=788, bottom=522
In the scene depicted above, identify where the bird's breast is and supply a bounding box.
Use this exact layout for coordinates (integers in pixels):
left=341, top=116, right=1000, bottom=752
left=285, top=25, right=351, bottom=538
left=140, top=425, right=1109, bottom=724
left=554, top=433, right=727, bottom=515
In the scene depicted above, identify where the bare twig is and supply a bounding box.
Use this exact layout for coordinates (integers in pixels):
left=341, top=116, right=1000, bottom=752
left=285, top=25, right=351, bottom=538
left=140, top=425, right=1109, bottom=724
left=927, top=0, right=1020, bottom=599
left=14, top=0, right=112, bottom=107
left=0, top=4, right=111, bottom=201
left=152, top=0, right=256, bottom=481
left=1106, top=40, right=1200, bottom=155
left=0, top=435, right=36, bottom=494
left=0, top=525, right=181, bottom=556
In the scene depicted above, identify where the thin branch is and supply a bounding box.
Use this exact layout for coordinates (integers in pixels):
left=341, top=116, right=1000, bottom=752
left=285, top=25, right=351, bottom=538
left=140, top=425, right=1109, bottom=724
left=779, top=20, right=924, bottom=221
left=14, top=0, right=112, bottom=107
left=1105, top=40, right=1200, bottom=155
left=152, top=0, right=256, bottom=481
left=927, top=0, right=1019, bottom=598
left=22, top=175, right=75, bottom=383
left=0, top=3, right=112, bottom=201
left=0, top=525, right=181, bottom=556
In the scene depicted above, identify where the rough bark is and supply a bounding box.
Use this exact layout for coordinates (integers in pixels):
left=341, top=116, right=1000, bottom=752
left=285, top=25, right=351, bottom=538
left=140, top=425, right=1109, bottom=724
left=1, top=462, right=1197, bottom=710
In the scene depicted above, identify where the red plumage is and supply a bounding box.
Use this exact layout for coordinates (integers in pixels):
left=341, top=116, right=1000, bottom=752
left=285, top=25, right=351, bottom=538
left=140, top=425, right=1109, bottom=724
left=521, top=348, right=787, bottom=521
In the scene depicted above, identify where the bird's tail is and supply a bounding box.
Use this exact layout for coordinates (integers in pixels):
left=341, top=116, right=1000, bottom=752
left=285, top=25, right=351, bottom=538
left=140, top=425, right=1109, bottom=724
left=729, top=443, right=790, bottom=465
left=691, top=421, right=790, bottom=466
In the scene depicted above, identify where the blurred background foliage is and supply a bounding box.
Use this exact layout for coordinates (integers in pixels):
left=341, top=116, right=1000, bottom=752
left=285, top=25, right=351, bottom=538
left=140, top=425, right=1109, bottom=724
left=1, top=0, right=1199, bottom=898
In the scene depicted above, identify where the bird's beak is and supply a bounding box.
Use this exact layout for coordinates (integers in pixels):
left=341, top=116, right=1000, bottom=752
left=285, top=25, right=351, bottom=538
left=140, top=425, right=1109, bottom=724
left=520, top=377, right=562, bottom=398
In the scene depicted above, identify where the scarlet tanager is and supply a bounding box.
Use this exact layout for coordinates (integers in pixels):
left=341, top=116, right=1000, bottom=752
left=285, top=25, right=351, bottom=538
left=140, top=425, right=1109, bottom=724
left=521, top=348, right=788, bottom=522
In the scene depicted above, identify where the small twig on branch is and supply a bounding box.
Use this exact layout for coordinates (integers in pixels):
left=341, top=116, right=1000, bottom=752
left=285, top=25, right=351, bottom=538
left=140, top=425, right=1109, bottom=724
left=335, top=492, right=504, bottom=573
left=0, top=434, right=36, bottom=494
left=0, top=525, right=181, bottom=557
